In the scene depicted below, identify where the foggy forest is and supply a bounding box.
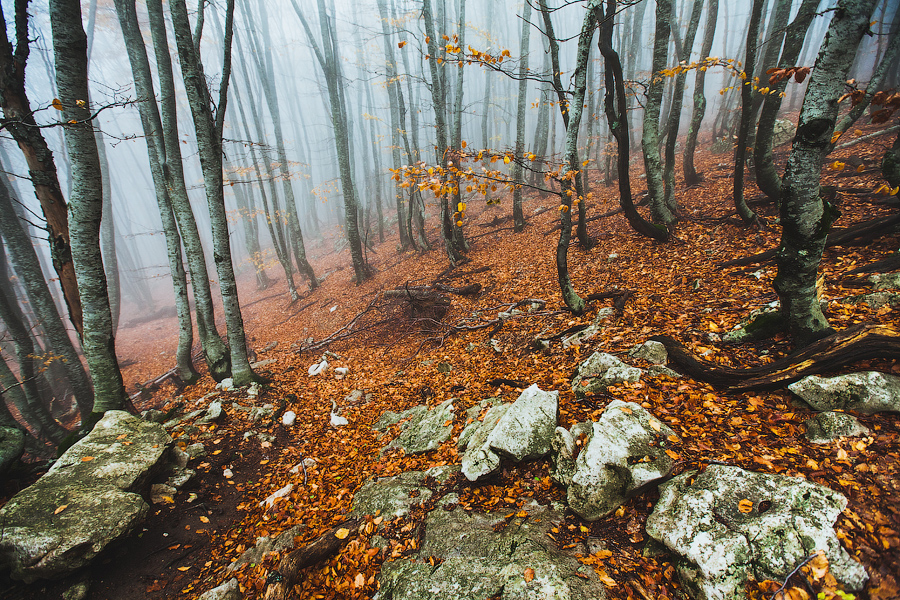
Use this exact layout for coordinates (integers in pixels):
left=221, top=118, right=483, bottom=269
left=1, top=0, right=899, bottom=598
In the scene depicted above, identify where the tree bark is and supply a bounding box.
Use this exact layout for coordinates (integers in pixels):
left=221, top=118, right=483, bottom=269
left=512, top=0, right=532, bottom=233
left=774, top=0, right=878, bottom=348
left=145, top=0, right=231, bottom=382
left=683, top=0, right=718, bottom=187
left=0, top=0, right=83, bottom=339
left=50, top=0, right=127, bottom=417
left=732, top=0, right=764, bottom=224
left=170, top=0, right=257, bottom=385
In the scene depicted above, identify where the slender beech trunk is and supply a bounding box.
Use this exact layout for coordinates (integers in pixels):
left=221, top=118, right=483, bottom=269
left=375, top=0, right=409, bottom=249
left=512, top=0, right=532, bottom=232
left=449, top=0, right=469, bottom=251
left=684, top=0, right=718, bottom=186
left=662, top=0, right=704, bottom=214
left=774, top=0, right=878, bottom=348
left=145, top=0, right=230, bottom=381
left=0, top=1, right=83, bottom=338
left=733, top=0, right=765, bottom=224
left=170, top=0, right=257, bottom=385
left=50, top=0, right=127, bottom=417
left=642, top=0, right=676, bottom=226
left=753, top=0, right=820, bottom=202
left=115, top=0, right=199, bottom=385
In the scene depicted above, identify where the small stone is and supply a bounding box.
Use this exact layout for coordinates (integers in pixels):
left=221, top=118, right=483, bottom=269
left=151, top=483, right=176, bottom=504
left=330, top=412, right=349, bottom=427
left=215, top=378, right=234, bottom=392
left=282, top=411, right=297, bottom=426
left=247, top=382, right=260, bottom=398
left=198, top=401, right=223, bottom=424
left=334, top=367, right=349, bottom=379
left=437, top=362, right=453, bottom=373
left=185, top=443, right=206, bottom=459
left=222, top=468, right=234, bottom=479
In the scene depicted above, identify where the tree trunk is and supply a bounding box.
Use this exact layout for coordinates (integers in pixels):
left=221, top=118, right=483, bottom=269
left=663, top=0, right=704, bottom=213
left=642, top=0, right=676, bottom=226
left=0, top=2, right=83, bottom=339
left=882, top=126, right=900, bottom=188
left=512, top=0, right=532, bottom=232
left=115, top=0, right=200, bottom=385
left=50, top=0, right=127, bottom=417
left=774, top=0, right=878, bottom=348
left=754, top=0, right=820, bottom=203
left=683, top=0, right=718, bottom=187
left=732, top=0, right=764, bottom=224
left=145, top=0, right=231, bottom=382
left=170, top=0, right=257, bottom=385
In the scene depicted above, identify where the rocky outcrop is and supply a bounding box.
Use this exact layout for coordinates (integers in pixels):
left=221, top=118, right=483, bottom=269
left=568, top=401, right=676, bottom=521
left=0, top=425, right=25, bottom=476
left=0, top=411, right=172, bottom=582
left=788, top=371, right=900, bottom=414
left=374, top=502, right=606, bottom=600
left=628, top=340, right=668, bottom=364
left=645, top=464, right=868, bottom=600
left=804, top=412, right=870, bottom=444
left=197, top=577, right=240, bottom=600
left=571, top=352, right=642, bottom=398
left=460, top=403, right=510, bottom=481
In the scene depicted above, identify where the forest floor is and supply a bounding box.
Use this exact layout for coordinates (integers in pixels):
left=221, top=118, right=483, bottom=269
left=3, top=124, right=900, bottom=600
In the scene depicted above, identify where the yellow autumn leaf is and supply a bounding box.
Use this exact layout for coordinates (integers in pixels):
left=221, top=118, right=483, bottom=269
left=51, top=98, right=63, bottom=110
left=503, top=156, right=511, bottom=164
left=335, top=527, right=350, bottom=540
left=649, top=419, right=662, bottom=432
left=831, top=131, right=842, bottom=143
left=76, top=99, right=86, bottom=107
left=664, top=449, right=681, bottom=460
left=81, top=456, right=94, bottom=462
left=461, top=140, right=467, bottom=148
left=456, top=220, right=463, bottom=227
left=856, top=164, right=865, bottom=173
left=54, top=504, right=69, bottom=515
left=738, top=498, right=754, bottom=513
left=177, top=566, right=190, bottom=571
left=354, top=572, right=366, bottom=587
left=596, top=569, right=617, bottom=586
left=891, top=186, right=899, bottom=196
left=398, top=41, right=407, bottom=48
left=524, top=567, right=535, bottom=582
left=199, top=515, right=210, bottom=523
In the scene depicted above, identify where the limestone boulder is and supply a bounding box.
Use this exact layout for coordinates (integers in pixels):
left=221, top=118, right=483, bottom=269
left=0, top=425, right=25, bottom=475
left=804, top=411, right=870, bottom=444
left=628, top=340, right=668, bottom=364
left=645, top=464, right=868, bottom=600
left=788, top=371, right=900, bottom=414
left=381, top=399, right=455, bottom=455
left=351, top=466, right=458, bottom=519
left=487, top=384, right=558, bottom=462
left=374, top=503, right=606, bottom=600
left=571, top=352, right=642, bottom=398
left=568, top=401, right=676, bottom=521
left=0, top=411, right=171, bottom=582
left=461, top=404, right=510, bottom=481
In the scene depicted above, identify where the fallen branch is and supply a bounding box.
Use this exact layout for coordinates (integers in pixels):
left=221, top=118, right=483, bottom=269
left=263, top=518, right=361, bottom=600
left=651, top=324, right=900, bottom=392
left=834, top=125, right=900, bottom=151
left=717, top=213, right=900, bottom=270
left=434, top=265, right=490, bottom=282
left=846, top=252, right=900, bottom=275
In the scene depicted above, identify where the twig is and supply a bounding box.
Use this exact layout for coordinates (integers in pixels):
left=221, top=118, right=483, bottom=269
left=769, top=553, right=819, bottom=600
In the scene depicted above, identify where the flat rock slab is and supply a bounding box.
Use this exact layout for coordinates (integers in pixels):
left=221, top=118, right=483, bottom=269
left=804, top=411, right=870, bottom=444
left=645, top=464, right=867, bottom=600
left=375, top=503, right=606, bottom=600
left=351, top=466, right=458, bottom=519
left=0, top=411, right=172, bottom=582
left=571, top=352, right=642, bottom=398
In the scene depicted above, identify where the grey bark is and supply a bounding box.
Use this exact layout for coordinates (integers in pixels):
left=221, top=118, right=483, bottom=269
left=754, top=0, right=821, bottom=202
left=683, top=0, right=718, bottom=186
left=114, top=0, right=199, bottom=385
left=170, top=0, right=257, bottom=385
left=642, top=0, right=676, bottom=226
left=50, top=0, right=127, bottom=417
left=733, top=0, right=765, bottom=224
left=512, top=0, right=532, bottom=232
left=145, top=0, right=230, bottom=381
left=774, top=0, right=878, bottom=348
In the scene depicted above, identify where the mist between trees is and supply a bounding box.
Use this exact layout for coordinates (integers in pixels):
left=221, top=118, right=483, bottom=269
left=0, top=0, right=897, bottom=453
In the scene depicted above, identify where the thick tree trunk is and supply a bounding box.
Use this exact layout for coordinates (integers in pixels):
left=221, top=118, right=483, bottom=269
left=642, top=0, right=676, bottom=226
left=145, top=0, right=230, bottom=382
left=170, top=0, right=257, bottom=385
left=683, top=0, right=718, bottom=187
left=0, top=2, right=83, bottom=339
left=882, top=127, right=900, bottom=188
left=732, top=0, right=764, bottom=224
left=50, top=0, right=127, bottom=417
left=774, top=0, right=878, bottom=348
left=753, top=0, right=820, bottom=203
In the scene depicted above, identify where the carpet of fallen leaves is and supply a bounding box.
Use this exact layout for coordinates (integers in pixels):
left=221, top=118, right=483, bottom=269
left=4, top=121, right=900, bottom=600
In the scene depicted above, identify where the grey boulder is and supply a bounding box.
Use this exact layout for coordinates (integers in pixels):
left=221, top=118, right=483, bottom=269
left=568, top=401, right=676, bottom=521
left=571, top=353, right=642, bottom=398
left=0, top=425, right=25, bottom=475
left=381, top=399, right=455, bottom=455
left=461, top=404, right=510, bottom=481
left=374, top=503, right=606, bottom=600
left=804, top=412, right=870, bottom=444
left=645, top=464, right=868, bottom=600
left=789, top=371, right=900, bottom=414
left=487, top=384, right=558, bottom=462
left=351, top=466, right=458, bottom=519
left=197, top=578, right=240, bottom=600
left=0, top=411, right=171, bottom=582
left=628, top=340, right=668, bottom=365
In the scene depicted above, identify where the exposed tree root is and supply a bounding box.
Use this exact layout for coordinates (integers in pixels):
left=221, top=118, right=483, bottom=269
left=651, top=324, right=900, bottom=392
left=263, top=518, right=361, bottom=600
left=846, top=252, right=900, bottom=275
